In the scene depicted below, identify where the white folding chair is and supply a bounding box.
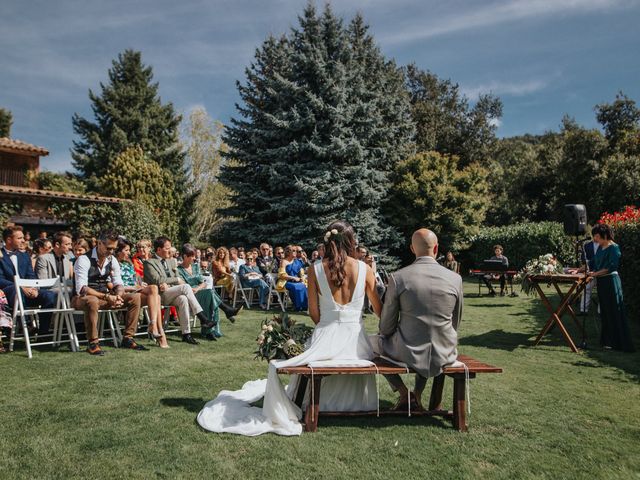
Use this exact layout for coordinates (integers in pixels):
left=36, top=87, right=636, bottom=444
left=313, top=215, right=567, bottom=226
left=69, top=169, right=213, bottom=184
left=266, top=273, right=289, bottom=312
left=233, top=273, right=256, bottom=309
left=9, top=276, right=78, bottom=358
left=61, top=279, right=123, bottom=348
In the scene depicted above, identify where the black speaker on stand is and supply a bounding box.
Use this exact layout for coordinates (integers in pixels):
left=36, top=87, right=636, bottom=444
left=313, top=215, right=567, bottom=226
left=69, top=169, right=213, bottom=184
left=563, top=203, right=589, bottom=349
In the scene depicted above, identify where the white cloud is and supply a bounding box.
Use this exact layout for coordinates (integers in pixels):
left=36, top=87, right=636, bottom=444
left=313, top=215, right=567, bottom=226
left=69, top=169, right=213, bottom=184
left=381, top=0, right=629, bottom=45
left=462, top=78, right=550, bottom=99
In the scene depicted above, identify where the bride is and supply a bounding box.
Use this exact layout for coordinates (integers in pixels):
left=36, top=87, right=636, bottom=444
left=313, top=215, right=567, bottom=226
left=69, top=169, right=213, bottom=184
left=197, top=220, right=383, bottom=436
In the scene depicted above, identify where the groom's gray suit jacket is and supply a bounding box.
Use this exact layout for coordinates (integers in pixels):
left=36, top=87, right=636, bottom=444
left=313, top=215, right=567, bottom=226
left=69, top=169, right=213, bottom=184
left=379, top=256, right=462, bottom=378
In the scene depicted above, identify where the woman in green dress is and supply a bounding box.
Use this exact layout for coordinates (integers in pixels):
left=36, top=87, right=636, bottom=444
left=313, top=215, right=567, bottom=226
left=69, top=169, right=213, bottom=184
left=178, top=244, right=243, bottom=340
left=178, top=245, right=223, bottom=340
left=589, top=224, right=635, bottom=352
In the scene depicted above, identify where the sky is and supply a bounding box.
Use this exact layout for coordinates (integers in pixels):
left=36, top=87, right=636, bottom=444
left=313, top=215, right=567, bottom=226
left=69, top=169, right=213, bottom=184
left=1, top=0, right=639, bottom=172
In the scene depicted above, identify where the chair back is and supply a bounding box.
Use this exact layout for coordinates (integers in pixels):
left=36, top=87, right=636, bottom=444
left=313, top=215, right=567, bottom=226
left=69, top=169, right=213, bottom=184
left=12, top=276, right=67, bottom=317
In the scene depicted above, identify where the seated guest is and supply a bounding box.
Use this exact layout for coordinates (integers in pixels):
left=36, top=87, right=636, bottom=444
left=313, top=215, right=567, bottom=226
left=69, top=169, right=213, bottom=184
left=115, top=239, right=168, bottom=348
left=72, top=238, right=89, bottom=263
left=444, top=251, right=458, bottom=273
left=0, top=288, right=11, bottom=353
left=24, top=231, right=33, bottom=251
left=229, top=247, right=245, bottom=273
left=132, top=239, right=152, bottom=278
left=316, top=243, right=325, bottom=262
left=31, top=237, right=52, bottom=269
left=36, top=231, right=73, bottom=281
left=239, top=250, right=270, bottom=309
left=178, top=244, right=241, bottom=340
left=0, top=226, right=57, bottom=335
left=212, top=247, right=235, bottom=297
left=144, top=236, right=218, bottom=345
left=73, top=230, right=147, bottom=355
left=311, top=250, right=319, bottom=263
left=256, top=243, right=275, bottom=277
left=483, top=244, right=509, bottom=296
left=237, top=247, right=246, bottom=262
left=273, top=246, right=284, bottom=272
left=295, top=246, right=309, bottom=268
left=277, top=245, right=308, bottom=311
left=376, top=229, right=462, bottom=410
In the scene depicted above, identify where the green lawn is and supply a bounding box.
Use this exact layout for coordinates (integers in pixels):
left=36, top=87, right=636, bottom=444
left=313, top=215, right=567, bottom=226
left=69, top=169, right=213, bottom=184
left=1, top=279, right=639, bottom=480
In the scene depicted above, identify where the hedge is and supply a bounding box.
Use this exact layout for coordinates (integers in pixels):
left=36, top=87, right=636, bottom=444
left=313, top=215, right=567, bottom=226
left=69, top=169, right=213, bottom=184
left=465, top=221, right=575, bottom=270
left=614, top=222, right=640, bottom=319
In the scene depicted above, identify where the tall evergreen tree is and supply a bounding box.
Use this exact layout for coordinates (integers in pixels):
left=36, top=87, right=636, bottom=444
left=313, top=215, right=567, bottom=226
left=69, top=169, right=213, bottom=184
left=71, top=50, right=185, bottom=191
left=220, top=4, right=413, bottom=261
left=0, top=107, right=12, bottom=137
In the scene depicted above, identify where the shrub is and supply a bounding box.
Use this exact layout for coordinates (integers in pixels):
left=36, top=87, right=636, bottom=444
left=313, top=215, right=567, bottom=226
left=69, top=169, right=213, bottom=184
left=615, top=222, right=640, bottom=319
left=48, top=201, right=163, bottom=243
left=465, top=222, right=575, bottom=270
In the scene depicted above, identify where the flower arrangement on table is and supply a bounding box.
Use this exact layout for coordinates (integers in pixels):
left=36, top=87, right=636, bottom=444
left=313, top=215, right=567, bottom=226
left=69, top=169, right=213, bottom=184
left=254, top=313, right=314, bottom=361
left=516, top=253, right=564, bottom=295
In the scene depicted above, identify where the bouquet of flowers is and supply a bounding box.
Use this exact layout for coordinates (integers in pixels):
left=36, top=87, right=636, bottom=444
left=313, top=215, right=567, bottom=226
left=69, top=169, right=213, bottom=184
left=254, top=313, right=314, bottom=361
left=517, top=253, right=564, bottom=295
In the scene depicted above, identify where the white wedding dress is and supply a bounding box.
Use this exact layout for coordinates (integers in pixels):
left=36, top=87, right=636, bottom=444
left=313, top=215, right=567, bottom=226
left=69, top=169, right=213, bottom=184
left=197, top=260, right=377, bottom=436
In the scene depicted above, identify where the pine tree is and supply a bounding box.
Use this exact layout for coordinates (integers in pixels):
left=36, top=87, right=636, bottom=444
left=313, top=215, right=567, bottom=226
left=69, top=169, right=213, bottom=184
left=220, top=4, right=413, bottom=261
left=71, top=50, right=185, bottom=190
left=0, top=108, right=12, bottom=137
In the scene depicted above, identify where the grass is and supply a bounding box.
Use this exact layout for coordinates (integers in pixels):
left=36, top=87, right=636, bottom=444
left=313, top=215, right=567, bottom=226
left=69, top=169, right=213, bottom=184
left=1, top=279, right=639, bottom=480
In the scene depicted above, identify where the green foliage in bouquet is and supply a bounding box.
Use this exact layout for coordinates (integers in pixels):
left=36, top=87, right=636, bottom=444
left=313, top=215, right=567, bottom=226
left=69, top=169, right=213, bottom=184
left=254, top=313, right=314, bottom=361
left=517, top=254, right=564, bottom=296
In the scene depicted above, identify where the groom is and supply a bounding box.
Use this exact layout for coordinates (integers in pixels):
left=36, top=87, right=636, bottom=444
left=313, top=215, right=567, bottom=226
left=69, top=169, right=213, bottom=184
left=375, top=228, right=463, bottom=410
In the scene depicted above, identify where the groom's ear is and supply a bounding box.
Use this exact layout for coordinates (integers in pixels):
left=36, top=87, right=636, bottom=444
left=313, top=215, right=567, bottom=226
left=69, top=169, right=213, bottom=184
left=434, top=244, right=438, bottom=256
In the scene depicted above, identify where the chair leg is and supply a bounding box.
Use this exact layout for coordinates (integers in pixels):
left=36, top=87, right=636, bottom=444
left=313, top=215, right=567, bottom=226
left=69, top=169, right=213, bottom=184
left=22, top=315, right=33, bottom=359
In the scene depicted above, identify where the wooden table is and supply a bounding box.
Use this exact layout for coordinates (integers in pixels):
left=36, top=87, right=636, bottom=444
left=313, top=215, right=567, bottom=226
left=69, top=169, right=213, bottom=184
left=277, top=355, right=503, bottom=432
left=528, top=273, right=592, bottom=353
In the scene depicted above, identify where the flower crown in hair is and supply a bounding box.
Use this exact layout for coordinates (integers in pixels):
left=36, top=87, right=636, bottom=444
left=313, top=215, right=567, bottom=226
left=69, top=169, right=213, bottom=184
left=324, top=229, right=340, bottom=242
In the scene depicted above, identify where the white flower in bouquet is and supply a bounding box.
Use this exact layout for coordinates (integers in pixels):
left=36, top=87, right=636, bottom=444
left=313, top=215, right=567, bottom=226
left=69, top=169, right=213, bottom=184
left=285, top=339, right=296, bottom=347
left=258, top=334, right=265, bottom=342
left=261, top=325, right=268, bottom=331
left=266, top=337, right=272, bottom=343
left=267, top=325, right=274, bottom=332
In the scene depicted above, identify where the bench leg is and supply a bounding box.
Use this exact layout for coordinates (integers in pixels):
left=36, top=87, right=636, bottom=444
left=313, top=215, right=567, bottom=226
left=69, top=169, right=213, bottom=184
left=294, top=375, right=309, bottom=409
left=428, top=374, right=445, bottom=410
left=452, top=375, right=467, bottom=432
left=304, top=375, right=323, bottom=432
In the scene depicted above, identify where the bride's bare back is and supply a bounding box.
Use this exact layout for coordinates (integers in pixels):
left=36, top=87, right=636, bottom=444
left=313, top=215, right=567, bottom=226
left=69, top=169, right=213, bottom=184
left=308, top=256, right=382, bottom=323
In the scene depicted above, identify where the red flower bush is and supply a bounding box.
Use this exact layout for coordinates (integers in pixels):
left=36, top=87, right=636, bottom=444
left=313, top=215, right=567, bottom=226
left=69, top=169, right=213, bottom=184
left=598, top=205, right=640, bottom=227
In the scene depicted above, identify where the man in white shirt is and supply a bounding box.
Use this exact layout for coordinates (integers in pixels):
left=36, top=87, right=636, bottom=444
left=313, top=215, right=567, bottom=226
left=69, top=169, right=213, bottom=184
left=73, top=230, right=146, bottom=356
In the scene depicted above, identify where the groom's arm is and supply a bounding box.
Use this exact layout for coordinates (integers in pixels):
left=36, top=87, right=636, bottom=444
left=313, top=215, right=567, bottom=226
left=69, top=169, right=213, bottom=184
left=452, top=276, right=463, bottom=331
left=379, top=274, right=400, bottom=337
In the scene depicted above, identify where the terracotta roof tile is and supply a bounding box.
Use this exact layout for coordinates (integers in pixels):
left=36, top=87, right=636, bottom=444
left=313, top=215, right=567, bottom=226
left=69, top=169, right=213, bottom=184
left=0, top=137, right=49, bottom=156
left=0, top=185, right=128, bottom=204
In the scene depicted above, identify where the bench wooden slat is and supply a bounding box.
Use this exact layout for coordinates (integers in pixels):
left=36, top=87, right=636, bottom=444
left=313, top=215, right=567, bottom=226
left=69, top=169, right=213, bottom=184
left=276, top=354, right=503, bottom=376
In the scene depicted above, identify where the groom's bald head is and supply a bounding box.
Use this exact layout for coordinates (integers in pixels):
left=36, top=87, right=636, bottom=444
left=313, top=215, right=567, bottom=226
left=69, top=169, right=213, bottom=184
left=411, top=229, right=438, bottom=258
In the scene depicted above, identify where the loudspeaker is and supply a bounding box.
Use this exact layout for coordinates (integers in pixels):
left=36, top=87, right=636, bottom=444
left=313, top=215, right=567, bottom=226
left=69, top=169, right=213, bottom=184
left=563, top=204, right=587, bottom=236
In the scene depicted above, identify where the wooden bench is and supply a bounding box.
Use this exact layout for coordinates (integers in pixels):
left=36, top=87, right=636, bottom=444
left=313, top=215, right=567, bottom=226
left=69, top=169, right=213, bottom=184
left=277, top=354, right=502, bottom=432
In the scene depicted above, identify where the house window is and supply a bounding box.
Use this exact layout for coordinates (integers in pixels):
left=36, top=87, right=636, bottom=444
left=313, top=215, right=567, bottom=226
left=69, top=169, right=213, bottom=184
left=0, top=166, right=26, bottom=187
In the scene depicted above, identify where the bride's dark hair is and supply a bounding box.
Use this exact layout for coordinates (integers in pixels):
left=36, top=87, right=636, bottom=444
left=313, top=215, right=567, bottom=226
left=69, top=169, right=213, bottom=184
left=323, top=220, right=357, bottom=287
